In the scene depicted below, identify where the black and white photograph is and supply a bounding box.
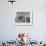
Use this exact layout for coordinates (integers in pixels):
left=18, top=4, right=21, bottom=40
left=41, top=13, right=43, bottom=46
left=13, top=11, right=32, bottom=26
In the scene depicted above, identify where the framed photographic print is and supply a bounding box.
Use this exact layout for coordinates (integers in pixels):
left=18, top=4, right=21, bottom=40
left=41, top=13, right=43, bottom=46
left=13, top=10, right=33, bottom=26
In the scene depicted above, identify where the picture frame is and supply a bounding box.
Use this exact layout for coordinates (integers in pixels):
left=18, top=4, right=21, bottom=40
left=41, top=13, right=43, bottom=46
left=12, top=10, right=33, bottom=26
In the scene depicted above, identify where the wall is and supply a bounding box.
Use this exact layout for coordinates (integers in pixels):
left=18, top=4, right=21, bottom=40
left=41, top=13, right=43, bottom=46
left=0, top=0, right=46, bottom=41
